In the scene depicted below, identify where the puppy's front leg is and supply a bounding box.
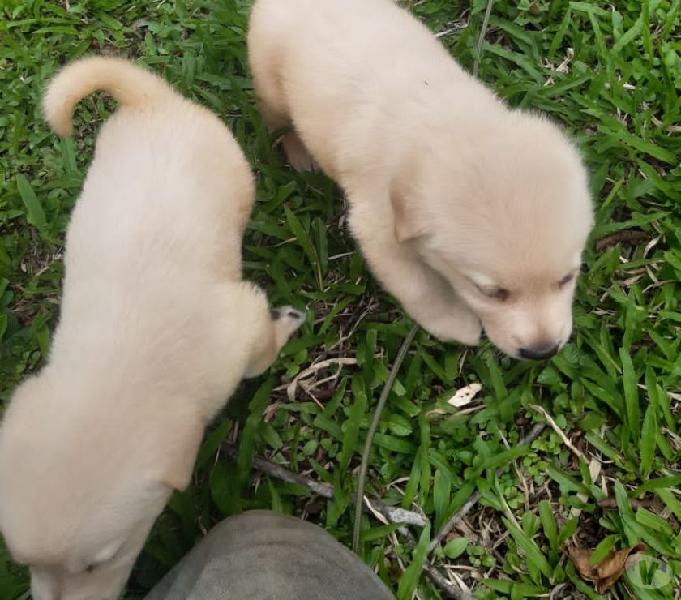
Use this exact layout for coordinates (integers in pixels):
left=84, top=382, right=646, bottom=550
left=240, top=283, right=306, bottom=377
left=349, top=202, right=481, bottom=345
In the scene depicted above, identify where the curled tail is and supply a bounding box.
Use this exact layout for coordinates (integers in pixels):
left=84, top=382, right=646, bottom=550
left=43, top=56, right=175, bottom=137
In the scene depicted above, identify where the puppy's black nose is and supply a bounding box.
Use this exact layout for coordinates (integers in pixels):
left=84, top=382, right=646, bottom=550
left=519, top=344, right=559, bottom=360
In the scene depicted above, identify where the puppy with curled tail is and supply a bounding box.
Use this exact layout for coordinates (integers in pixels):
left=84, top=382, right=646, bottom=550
left=0, top=56, right=304, bottom=600
left=248, top=0, right=593, bottom=359
left=43, top=55, right=175, bottom=136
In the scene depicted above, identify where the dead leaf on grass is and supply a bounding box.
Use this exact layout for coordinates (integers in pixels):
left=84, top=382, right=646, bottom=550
left=598, top=497, right=655, bottom=510
left=567, top=543, right=647, bottom=593
left=447, top=383, right=482, bottom=407
left=595, top=229, right=648, bottom=251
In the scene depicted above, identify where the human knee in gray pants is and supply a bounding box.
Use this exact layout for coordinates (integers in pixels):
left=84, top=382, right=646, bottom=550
left=144, top=510, right=395, bottom=600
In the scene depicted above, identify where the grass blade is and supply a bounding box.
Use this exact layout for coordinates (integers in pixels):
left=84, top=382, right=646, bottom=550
left=639, top=402, right=657, bottom=479
left=16, top=174, right=46, bottom=229
left=503, top=518, right=552, bottom=579
left=339, top=375, right=367, bottom=471
left=397, top=524, right=431, bottom=600
left=619, top=347, right=640, bottom=443
left=538, top=500, right=559, bottom=554
left=237, top=378, right=274, bottom=488
left=433, top=468, right=451, bottom=531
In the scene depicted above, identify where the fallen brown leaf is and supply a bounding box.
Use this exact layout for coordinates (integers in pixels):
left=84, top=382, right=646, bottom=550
left=598, top=497, right=655, bottom=510
left=567, top=543, right=647, bottom=593
left=595, top=229, right=648, bottom=251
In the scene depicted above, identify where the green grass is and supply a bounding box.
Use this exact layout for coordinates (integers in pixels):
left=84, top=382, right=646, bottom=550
left=1, top=0, right=680, bottom=598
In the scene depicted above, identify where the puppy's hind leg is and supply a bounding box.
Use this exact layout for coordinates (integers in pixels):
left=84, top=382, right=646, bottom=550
left=257, top=86, right=315, bottom=172
left=249, top=53, right=315, bottom=171
left=239, top=283, right=306, bottom=378
left=280, top=129, right=317, bottom=173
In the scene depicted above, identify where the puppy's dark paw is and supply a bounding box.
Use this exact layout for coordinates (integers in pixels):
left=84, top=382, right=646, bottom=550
left=271, top=306, right=306, bottom=326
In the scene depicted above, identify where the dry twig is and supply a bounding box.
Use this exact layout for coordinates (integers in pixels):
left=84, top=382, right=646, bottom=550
left=401, top=528, right=474, bottom=600
left=423, top=563, right=473, bottom=600
left=595, top=229, right=648, bottom=251
left=530, top=404, right=587, bottom=463
left=221, top=444, right=426, bottom=527
left=284, top=357, right=359, bottom=401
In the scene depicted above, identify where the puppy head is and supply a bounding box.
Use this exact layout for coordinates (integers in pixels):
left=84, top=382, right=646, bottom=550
left=395, top=112, right=593, bottom=358
left=0, top=373, right=203, bottom=600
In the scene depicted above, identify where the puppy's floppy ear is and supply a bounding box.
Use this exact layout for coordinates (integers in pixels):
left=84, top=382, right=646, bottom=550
left=156, top=413, right=204, bottom=492
left=390, top=189, right=427, bottom=243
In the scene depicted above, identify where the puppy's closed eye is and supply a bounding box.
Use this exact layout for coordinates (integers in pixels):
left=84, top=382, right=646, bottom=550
left=478, top=286, right=510, bottom=302
left=467, top=274, right=510, bottom=302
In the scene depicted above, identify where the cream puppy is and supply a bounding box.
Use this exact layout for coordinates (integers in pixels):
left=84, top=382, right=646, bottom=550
left=0, top=57, right=303, bottom=600
left=248, top=0, right=593, bottom=359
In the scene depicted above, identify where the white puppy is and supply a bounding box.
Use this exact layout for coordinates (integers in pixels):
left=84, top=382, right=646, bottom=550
left=0, top=57, right=303, bottom=600
left=248, top=0, right=593, bottom=359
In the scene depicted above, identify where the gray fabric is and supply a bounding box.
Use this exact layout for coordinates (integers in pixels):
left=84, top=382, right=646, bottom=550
left=144, top=510, right=395, bottom=600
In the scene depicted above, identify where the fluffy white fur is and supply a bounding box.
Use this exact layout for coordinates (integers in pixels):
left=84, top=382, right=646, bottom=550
left=0, top=56, right=303, bottom=600
left=248, top=0, right=593, bottom=358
